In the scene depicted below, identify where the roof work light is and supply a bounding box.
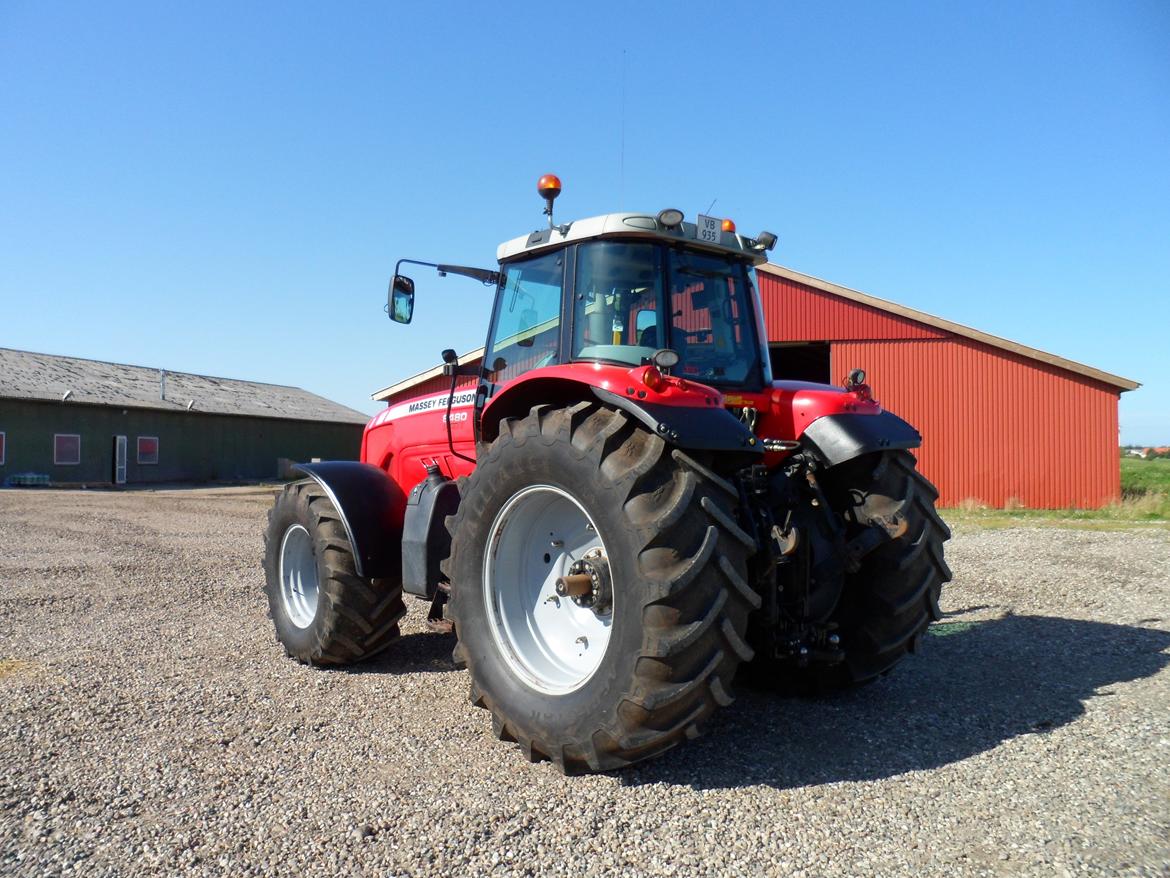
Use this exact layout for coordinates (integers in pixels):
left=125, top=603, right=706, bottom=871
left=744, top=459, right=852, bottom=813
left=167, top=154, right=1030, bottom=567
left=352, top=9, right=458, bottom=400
left=538, top=174, right=562, bottom=229
left=537, top=174, right=562, bottom=201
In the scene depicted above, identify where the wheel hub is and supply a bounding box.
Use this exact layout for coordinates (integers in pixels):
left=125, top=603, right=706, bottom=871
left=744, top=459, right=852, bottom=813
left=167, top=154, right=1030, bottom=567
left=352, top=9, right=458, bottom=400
left=483, top=485, right=614, bottom=695
left=555, top=548, right=612, bottom=612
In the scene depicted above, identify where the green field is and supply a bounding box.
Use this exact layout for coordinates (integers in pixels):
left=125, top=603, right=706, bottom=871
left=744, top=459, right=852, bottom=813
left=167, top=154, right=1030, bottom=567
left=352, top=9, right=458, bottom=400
left=1122, top=456, right=1170, bottom=496
left=942, top=456, right=1170, bottom=529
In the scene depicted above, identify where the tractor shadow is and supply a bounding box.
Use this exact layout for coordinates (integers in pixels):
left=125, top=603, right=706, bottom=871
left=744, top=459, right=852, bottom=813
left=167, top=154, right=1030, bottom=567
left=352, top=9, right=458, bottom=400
left=335, top=631, right=458, bottom=676
left=619, top=611, right=1170, bottom=791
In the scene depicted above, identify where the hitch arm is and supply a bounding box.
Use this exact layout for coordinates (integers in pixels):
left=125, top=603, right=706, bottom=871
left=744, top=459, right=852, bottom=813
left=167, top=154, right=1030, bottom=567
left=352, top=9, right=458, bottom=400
left=843, top=512, right=909, bottom=572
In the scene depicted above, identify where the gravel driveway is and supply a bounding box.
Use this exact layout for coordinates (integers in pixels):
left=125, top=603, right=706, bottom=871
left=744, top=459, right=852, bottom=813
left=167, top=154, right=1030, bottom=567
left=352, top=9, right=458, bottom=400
left=1, top=488, right=1167, bottom=877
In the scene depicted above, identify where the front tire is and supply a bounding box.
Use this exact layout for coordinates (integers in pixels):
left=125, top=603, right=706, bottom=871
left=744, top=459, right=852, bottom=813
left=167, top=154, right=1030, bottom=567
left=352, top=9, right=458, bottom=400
left=263, top=480, right=406, bottom=665
left=445, top=403, right=760, bottom=773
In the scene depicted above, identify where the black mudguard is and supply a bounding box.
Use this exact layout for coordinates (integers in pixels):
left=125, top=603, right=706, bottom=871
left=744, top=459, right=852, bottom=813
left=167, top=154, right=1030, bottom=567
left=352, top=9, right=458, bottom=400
left=800, top=411, right=922, bottom=468
left=292, top=461, right=406, bottom=580
left=401, top=473, right=461, bottom=598
left=593, top=387, right=764, bottom=457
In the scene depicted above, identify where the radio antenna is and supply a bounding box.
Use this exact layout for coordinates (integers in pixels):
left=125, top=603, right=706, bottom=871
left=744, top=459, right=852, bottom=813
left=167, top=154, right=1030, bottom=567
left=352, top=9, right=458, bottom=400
left=620, top=49, right=626, bottom=209
left=706, top=198, right=718, bottom=214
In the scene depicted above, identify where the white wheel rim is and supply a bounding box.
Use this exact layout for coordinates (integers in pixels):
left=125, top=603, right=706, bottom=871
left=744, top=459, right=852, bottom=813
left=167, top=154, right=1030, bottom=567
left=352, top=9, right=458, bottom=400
left=279, top=524, right=319, bottom=628
left=483, top=485, right=613, bottom=695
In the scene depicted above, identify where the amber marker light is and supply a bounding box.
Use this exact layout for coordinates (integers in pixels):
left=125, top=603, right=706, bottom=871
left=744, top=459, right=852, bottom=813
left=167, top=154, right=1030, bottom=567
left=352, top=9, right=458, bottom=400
left=721, top=218, right=736, bottom=233
left=642, top=366, right=666, bottom=392
left=537, top=174, right=562, bottom=200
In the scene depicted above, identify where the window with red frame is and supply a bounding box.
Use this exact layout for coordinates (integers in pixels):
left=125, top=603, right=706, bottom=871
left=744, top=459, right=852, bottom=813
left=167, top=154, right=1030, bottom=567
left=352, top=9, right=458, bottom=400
left=137, top=436, right=159, bottom=465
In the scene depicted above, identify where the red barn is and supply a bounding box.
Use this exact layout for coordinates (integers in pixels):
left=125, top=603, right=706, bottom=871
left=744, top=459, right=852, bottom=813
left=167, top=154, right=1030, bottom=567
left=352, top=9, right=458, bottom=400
left=372, top=263, right=1138, bottom=509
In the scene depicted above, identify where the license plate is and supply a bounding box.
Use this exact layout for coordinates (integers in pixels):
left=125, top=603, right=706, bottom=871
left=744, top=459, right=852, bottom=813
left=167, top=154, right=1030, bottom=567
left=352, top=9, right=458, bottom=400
left=696, top=214, right=721, bottom=243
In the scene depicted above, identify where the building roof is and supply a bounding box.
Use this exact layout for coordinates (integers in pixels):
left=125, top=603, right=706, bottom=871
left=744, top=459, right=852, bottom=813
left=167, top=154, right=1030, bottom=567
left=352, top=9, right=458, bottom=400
left=370, top=261, right=1139, bottom=402
left=372, top=347, right=486, bottom=402
left=757, top=265, right=1139, bottom=392
left=0, top=348, right=370, bottom=424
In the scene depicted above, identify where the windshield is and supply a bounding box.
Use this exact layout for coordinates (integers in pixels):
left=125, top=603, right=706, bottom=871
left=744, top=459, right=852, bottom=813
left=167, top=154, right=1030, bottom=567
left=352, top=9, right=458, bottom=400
left=570, top=241, right=764, bottom=388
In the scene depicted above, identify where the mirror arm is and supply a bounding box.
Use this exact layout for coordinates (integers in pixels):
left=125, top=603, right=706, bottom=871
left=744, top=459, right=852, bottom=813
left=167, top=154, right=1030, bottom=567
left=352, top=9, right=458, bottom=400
left=395, top=258, right=499, bottom=287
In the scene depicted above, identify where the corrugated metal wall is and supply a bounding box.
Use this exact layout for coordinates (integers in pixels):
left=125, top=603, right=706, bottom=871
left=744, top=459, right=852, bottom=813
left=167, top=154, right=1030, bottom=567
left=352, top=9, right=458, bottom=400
left=759, top=273, right=945, bottom=341
left=379, top=272, right=1124, bottom=509
left=830, top=339, right=1120, bottom=507
left=758, top=272, right=1123, bottom=508
left=400, top=374, right=465, bottom=398
left=0, top=399, right=362, bottom=484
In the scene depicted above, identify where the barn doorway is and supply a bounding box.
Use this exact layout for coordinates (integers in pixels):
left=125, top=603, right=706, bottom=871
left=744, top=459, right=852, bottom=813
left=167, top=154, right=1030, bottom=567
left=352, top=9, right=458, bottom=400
left=771, top=342, right=831, bottom=384
left=112, top=435, right=127, bottom=484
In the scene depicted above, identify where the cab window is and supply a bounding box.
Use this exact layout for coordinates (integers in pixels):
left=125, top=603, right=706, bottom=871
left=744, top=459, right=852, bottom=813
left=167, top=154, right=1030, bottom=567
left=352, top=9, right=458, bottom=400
left=667, top=250, right=761, bottom=386
left=485, top=251, right=563, bottom=385
left=571, top=241, right=664, bottom=367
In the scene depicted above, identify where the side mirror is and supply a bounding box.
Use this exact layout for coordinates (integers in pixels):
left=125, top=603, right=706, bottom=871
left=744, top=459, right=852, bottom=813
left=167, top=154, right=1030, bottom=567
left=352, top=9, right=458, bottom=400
left=388, top=275, right=415, bottom=324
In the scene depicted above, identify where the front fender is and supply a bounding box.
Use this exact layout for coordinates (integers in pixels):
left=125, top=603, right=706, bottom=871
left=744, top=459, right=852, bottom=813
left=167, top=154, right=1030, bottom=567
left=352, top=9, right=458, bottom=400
left=292, top=461, right=406, bottom=579
left=800, top=411, right=921, bottom=468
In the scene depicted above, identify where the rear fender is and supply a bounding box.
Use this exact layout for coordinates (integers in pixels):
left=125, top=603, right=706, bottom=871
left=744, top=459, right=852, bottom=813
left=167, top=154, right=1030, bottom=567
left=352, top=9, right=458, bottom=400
left=591, top=388, right=761, bottom=456
left=292, top=461, right=407, bottom=579
left=800, top=411, right=921, bottom=469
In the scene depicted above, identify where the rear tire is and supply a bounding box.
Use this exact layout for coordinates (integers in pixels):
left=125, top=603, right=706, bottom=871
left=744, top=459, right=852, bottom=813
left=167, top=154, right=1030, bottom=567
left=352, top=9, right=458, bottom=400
left=263, top=480, right=406, bottom=665
left=810, top=449, right=952, bottom=688
left=444, top=402, right=759, bottom=773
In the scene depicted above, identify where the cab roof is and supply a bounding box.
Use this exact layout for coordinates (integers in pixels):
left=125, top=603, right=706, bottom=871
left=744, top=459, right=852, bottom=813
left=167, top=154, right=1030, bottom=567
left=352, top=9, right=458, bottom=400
left=496, top=212, right=771, bottom=266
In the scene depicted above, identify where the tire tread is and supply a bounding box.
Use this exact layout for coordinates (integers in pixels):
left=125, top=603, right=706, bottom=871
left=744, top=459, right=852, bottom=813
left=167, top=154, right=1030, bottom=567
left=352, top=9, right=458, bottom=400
left=446, top=403, right=761, bottom=773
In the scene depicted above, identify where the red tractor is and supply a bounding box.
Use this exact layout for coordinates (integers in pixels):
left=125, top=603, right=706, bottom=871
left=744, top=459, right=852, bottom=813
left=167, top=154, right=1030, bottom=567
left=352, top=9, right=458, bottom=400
left=263, top=176, right=951, bottom=773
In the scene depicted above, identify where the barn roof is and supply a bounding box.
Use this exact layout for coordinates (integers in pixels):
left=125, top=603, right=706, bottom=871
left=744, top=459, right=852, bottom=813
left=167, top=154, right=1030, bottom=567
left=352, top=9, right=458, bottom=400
left=372, top=347, right=486, bottom=402
left=758, top=265, right=1139, bottom=392
left=0, top=348, right=369, bottom=424
left=370, top=262, right=1139, bottom=402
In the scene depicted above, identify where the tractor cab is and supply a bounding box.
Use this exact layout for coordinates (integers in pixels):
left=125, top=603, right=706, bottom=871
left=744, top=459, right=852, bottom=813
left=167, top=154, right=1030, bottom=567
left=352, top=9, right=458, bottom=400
left=485, top=226, right=776, bottom=395
left=390, top=175, right=782, bottom=433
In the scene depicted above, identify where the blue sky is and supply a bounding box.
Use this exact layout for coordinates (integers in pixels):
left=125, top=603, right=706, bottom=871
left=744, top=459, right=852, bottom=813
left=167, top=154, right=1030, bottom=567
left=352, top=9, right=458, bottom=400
left=1, top=1, right=1167, bottom=443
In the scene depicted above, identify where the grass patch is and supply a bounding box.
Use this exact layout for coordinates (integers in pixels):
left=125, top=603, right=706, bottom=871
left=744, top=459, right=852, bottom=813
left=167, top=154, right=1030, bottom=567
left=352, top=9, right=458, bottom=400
left=928, top=620, right=980, bottom=637
left=944, top=504, right=1169, bottom=531
left=1122, top=457, right=1170, bottom=496
left=943, top=459, right=1170, bottom=529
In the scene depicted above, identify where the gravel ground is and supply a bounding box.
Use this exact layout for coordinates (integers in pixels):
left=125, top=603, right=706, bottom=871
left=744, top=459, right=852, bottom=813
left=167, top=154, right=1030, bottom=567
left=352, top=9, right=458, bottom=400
left=1, top=487, right=1167, bottom=878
